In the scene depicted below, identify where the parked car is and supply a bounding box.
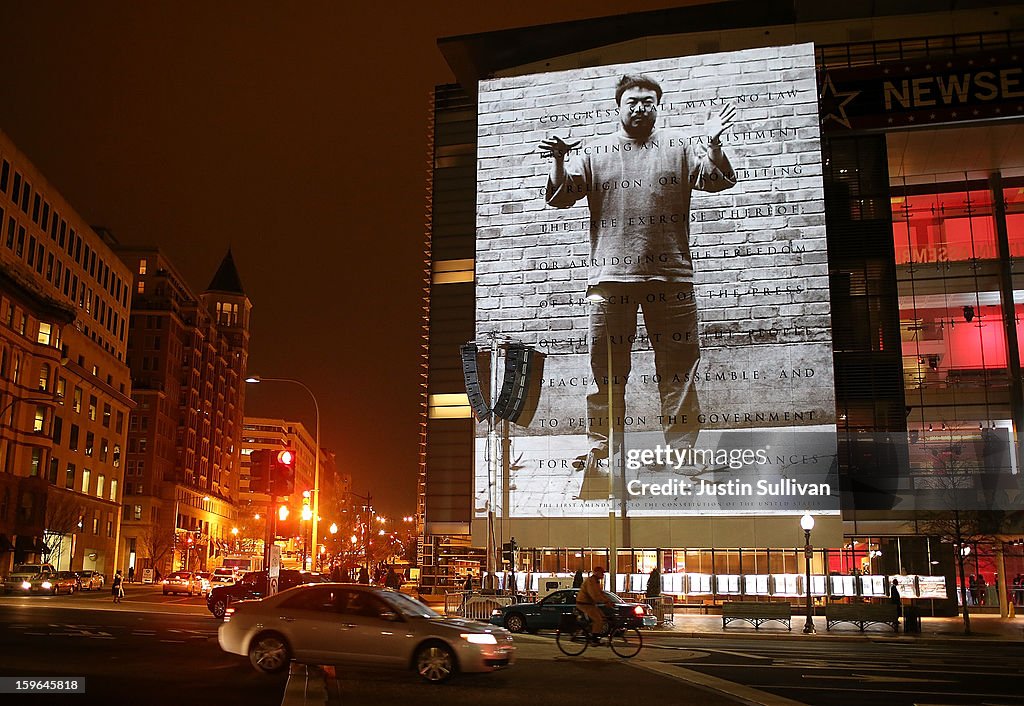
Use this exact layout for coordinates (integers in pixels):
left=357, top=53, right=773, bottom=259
left=218, top=584, right=515, bottom=682
left=489, top=588, right=656, bottom=633
left=206, top=569, right=327, bottom=619
left=77, top=570, right=104, bottom=591
left=196, top=572, right=213, bottom=596
left=52, top=571, right=81, bottom=595
left=162, top=570, right=204, bottom=596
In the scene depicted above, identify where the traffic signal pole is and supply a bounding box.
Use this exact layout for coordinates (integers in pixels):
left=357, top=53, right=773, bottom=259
left=263, top=493, right=277, bottom=575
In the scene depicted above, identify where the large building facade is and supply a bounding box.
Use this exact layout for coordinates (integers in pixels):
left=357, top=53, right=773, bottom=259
left=0, top=129, right=133, bottom=576
left=116, top=247, right=250, bottom=575
left=421, top=2, right=1024, bottom=614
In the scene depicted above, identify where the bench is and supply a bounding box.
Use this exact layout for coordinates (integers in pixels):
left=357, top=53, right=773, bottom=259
left=826, top=603, right=899, bottom=632
left=722, top=601, right=792, bottom=630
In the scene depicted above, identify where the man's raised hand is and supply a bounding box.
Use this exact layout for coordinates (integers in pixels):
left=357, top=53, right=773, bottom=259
left=539, top=135, right=582, bottom=160
left=704, top=104, right=737, bottom=143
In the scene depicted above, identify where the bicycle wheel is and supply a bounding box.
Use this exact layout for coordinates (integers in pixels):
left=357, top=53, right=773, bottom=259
left=556, top=626, right=590, bottom=656
left=609, top=627, right=642, bottom=658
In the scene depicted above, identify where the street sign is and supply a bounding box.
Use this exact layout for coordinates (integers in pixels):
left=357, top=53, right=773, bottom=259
left=142, top=568, right=155, bottom=584
left=268, top=545, right=282, bottom=597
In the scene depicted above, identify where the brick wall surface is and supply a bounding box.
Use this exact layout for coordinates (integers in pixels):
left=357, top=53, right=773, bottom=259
left=475, top=43, right=835, bottom=435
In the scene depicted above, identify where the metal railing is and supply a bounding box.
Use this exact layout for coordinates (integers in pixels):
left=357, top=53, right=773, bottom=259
left=444, top=592, right=515, bottom=621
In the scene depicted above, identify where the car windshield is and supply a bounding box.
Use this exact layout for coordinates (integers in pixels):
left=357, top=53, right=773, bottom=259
left=14, top=565, right=42, bottom=573
left=377, top=591, right=441, bottom=619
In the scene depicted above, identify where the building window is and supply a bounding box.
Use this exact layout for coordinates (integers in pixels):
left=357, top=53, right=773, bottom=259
left=115, top=411, right=124, bottom=433
left=65, top=463, right=75, bottom=489
left=37, top=322, right=52, bottom=346
left=29, top=448, right=41, bottom=476
left=33, top=406, right=45, bottom=433
left=96, top=474, right=105, bottom=498
left=102, top=403, right=111, bottom=428
left=100, top=439, right=108, bottom=462
left=138, top=259, right=146, bottom=275
left=112, top=444, right=121, bottom=467
left=85, top=431, right=94, bottom=456
left=73, top=387, right=82, bottom=413
left=48, top=457, right=58, bottom=484
left=110, top=479, right=117, bottom=501
left=92, top=516, right=99, bottom=535
left=69, top=424, right=79, bottom=451
left=137, top=281, right=145, bottom=294
left=81, top=468, right=91, bottom=494
left=56, top=376, right=65, bottom=401
left=52, top=416, right=62, bottom=444
left=88, top=395, right=97, bottom=421
left=37, top=363, right=49, bottom=391
left=133, top=505, right=142, bottom=521
left=18, top=313, right=27, bottom=336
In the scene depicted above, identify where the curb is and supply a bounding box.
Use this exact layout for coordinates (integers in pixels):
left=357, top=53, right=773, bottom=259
left=642, top=628, right=1023, bottom=646
left=280, top=662, right=328, bottom=706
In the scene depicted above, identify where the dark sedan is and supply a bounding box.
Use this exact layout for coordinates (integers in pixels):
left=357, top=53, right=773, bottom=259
left=206, top=569, right=327, bottom=618
left=489, top=588, right=656, bottom=633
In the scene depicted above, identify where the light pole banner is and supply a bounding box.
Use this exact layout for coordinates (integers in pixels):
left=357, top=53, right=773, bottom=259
left=474, top=43, right=838, bottom=518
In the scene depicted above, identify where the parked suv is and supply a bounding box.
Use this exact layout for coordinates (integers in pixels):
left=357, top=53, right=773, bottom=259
left=206, top=569, right=326, bottom=618
left=3, top=563, right=57, bottom=594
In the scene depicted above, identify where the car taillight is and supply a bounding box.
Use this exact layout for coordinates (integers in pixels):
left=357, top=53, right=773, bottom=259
left=223, top=607, right=235, bottom=623
left=633, top=606, right=645, bottom=616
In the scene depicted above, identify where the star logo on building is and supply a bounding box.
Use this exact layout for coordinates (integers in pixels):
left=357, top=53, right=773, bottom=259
left=819, top=73, right=861, bottom=130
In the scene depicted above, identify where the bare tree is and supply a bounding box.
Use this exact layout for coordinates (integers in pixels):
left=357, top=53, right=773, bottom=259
left=44, top=491, right=86, bottom=570
left=139, top=526, right=176, bottom=575
left=916, top=445, right=998, bottom=635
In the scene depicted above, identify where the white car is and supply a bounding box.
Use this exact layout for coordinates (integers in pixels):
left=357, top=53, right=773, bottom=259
left=4, top=563, right=58, bottom=594
left=162, top=571, right=203, bottom=596
left=210, top=568, right=238, bottom=588
left=218, top=584, right=515, bottom=682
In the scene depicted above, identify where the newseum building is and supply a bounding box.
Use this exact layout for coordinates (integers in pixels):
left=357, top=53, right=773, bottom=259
left=418, top=1, right=1024, bottom=618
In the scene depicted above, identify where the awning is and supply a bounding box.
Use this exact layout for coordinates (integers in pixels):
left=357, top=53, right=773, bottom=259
left=14, top=535, right=50, bottom=554
left=0, top=534, right=14, bottom=552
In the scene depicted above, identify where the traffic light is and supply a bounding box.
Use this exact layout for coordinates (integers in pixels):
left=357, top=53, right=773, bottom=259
left=249, top=449, right=272, bottom=493
left=501, top=537, right=518, bottom=564
left=271, top=449, right=296, bottom=496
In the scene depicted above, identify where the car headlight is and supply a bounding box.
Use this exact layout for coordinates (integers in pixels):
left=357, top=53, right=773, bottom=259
left=41, top=581, right=52, bottom=589
left=461, top=633, right=498, bottom=645
left=21, top=581, right=31, bottom=590
left=491, top=609, right=502, bottom=616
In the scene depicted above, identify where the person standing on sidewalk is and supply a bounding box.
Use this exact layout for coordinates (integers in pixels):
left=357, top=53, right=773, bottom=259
left=111, top=570, right=124, bottom=604
left=889, top=578, right=902, bottom=620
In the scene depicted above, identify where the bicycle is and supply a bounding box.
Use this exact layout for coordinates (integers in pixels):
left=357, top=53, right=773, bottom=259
left=556, top=609, right=643, bottom=658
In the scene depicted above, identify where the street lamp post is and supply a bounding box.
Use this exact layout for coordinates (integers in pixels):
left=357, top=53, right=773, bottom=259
left=246, top=375, right=321, bottom=574
left=800, top=513, right=816, bottom=634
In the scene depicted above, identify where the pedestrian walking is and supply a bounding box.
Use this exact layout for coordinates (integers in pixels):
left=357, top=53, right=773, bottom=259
left=111, top=570, right=125, bottom=604
left=127, top=566, right=135, bottom=583
left=573, top=569, right=584, bottom=589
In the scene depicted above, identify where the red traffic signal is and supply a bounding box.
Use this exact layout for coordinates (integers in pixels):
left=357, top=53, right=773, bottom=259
left=271, top=449, right=296, bottom=496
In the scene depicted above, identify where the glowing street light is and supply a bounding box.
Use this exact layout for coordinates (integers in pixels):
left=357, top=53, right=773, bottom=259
left=279, top=505, right=290, bottom=521
left=329, top=523, right=338, bottom=534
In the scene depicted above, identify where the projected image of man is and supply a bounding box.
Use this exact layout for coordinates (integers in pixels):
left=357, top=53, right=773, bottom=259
left=539, top=73, right=738, bottom=476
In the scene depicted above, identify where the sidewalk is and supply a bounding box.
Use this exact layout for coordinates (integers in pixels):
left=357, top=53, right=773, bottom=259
left=652, top=611, right=1024, bottom=642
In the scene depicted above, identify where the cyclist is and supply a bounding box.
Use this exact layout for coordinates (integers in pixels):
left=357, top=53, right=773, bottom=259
left=576, top=566, right=608, bottom=642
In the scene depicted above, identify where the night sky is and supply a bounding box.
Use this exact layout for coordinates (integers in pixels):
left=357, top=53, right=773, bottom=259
left=0, top=1, right=689, bottom=515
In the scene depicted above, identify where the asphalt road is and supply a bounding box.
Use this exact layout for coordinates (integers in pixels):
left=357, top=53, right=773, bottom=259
left=3, top=588, right=1022, bottom=706
left=637, top=633, right=1024, bottom=706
